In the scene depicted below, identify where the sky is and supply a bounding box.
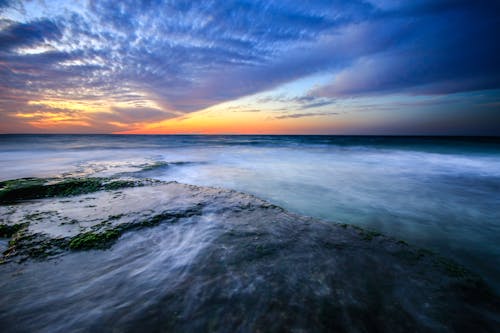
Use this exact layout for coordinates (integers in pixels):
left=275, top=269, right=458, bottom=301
left=0, top=0, right=499, bottom=135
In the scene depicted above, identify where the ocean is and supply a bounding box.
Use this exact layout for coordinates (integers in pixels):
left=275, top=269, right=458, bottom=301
left=1, top=134, right=499, bottom=291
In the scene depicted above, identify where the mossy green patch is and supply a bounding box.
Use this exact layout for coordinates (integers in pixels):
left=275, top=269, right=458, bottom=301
left=102, top=180, right=139, bottom=191
left=0, top=223, right=27, bottom=237
left=0, top=178, right=45, bottom=190
left=68, top=212, right=184, bottom=251
left=69, top=230, right=120, bottom=250
left=7, top=230, right=33, bottom=248
left=67, top=209, right=201, bottom=252
left=3, top=233, right=68, bottom=260
left=0, top=177, right=143, bottom=203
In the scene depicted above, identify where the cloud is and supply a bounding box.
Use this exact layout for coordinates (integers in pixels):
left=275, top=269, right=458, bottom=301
left=275, top=112, right=339, bottom=119
left=311, top=1, right=500, bottom=97
left=233, top=109, right=261, bottom=113
left=0, top=19, right=62, bottom=50
left=0, top=0, right=499, bottom=133
left=0, top=1, right=376, bottom=117
left=258, top=94, right=336, bottom=110
left=97, top=107, right=175, bottom=123
left=301, top=99, right=336, bottom=109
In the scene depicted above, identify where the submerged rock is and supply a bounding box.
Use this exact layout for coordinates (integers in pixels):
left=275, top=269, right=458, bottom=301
left=0, top=177, right=498, bottom=332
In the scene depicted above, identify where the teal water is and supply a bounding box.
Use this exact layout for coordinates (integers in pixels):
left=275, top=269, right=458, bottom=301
left=1, top=135, right=499, bottom=289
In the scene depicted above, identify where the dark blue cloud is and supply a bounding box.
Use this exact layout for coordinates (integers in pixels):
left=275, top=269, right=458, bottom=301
left=0, top=19, right=61, bottom=50
left=313, top=1, right=500, bottom=97
left=0, top=0, right=17, bottom=10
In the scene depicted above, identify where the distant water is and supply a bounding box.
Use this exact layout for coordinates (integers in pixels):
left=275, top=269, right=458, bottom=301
left=1, top=134, right=499, bottom=289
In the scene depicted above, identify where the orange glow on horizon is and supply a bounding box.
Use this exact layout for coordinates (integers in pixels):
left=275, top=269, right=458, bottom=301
left=115, top=106, right=348, bottom=135
left=6, top=96, right=356, bottom=134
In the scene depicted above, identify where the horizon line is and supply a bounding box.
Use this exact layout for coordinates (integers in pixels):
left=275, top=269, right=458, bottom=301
left=1, top=133, right=499, bottom=138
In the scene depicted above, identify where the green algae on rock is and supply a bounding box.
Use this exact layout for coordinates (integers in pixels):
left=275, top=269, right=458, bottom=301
left=69, top=230, right=121, bottom=250
left=0, top=177, right=155, bottom=204
left=0, top=223, right=27, bottom=238
left=0, top=178, right=210, bottom=260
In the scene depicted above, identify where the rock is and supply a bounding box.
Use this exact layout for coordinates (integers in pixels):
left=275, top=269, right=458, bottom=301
left=0, top=177, right=498, bottom=332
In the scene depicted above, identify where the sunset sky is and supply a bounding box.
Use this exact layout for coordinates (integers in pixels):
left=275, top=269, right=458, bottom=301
left=0, top=0, right=499, bottom=135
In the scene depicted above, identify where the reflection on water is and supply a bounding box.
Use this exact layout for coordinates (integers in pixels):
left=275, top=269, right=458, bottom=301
left=1, top=135, right=499, bottom=290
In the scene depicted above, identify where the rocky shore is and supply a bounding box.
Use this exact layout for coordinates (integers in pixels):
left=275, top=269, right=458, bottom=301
left=0, top=176, right=498, bottom=332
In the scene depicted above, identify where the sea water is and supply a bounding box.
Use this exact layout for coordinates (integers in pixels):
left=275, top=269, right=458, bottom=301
left=0, top=134, right=499, bottom=290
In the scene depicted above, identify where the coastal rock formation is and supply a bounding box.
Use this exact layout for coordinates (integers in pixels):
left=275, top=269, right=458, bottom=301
left=0, top=177, right=498, bottom=332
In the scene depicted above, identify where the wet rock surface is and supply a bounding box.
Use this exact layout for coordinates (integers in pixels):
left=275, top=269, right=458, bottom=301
left=0, top=178, right=498, bottom=332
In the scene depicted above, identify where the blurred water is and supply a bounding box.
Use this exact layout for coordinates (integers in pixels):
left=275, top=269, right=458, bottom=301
left=0, top=216, right=223, bottom=332
left=1, top=134, right=499, bottom=288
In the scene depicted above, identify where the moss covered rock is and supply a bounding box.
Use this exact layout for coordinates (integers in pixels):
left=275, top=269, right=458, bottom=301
left=69, top=230, right=121, bottom=250
left=0, top=177, right=148, bottom=203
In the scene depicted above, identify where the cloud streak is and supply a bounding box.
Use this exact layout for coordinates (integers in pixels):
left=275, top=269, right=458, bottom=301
left=275, top=112, right=339, bottom=119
